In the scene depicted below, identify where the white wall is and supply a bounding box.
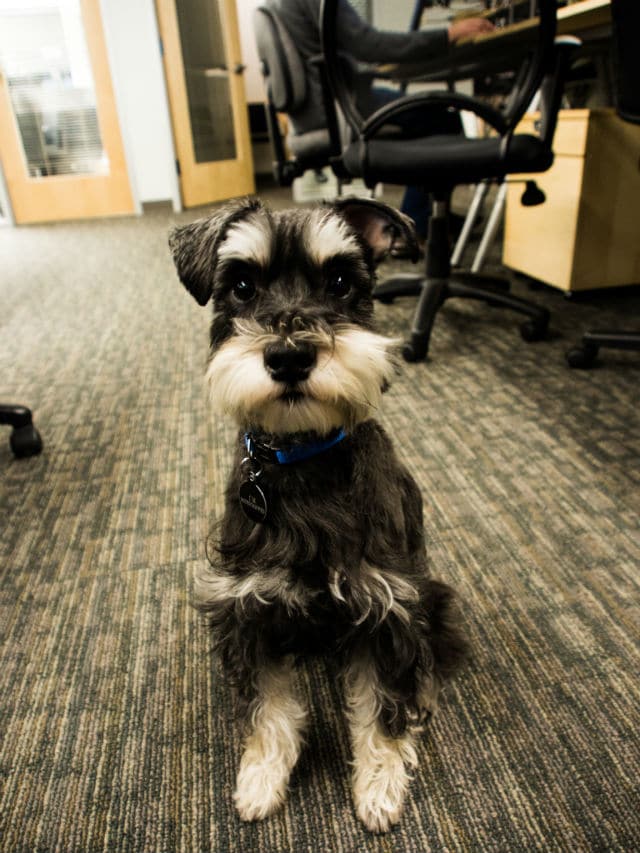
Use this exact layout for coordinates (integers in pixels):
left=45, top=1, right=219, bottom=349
left=100, top=0, right=180, bottom=208
left=236, top=0, right=265, bottom=103
left=372, top=0, right=472, bottom=31
left=371, top=0, right=415, bottom=31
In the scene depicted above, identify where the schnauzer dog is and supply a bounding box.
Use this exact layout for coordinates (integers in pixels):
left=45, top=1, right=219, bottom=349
left=170, top=197, right=467, bottom=833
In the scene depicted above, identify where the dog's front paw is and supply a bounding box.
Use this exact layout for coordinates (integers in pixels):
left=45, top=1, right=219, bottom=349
left=352, top=751, right=410, bottom=833
left=233, top=662, right=307, bottom=821
left=234, top=754, right=290, bottom=821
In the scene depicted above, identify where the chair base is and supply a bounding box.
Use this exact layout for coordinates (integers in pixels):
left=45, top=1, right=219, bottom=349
left=0, top=404, right=43, bottom=458
left=373, top=191, right=549, bottom=362
left=374, top=271, right=550, bottom=362
left=566, top=330, right=640, bottom=368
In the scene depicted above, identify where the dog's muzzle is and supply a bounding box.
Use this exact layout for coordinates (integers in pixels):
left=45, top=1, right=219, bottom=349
left=263, top=340, right=316, bottom=386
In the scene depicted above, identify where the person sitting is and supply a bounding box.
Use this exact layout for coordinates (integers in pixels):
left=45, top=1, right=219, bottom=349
left=267, top=0, right=493, bottom=237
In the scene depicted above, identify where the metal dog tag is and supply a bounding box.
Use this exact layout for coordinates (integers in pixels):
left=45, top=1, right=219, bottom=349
left=239, top=479, right=269, bottom=524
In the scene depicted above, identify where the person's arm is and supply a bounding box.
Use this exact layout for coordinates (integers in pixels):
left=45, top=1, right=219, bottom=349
left=334, top=0, right=449, bottom=64
left=325, top=0, right=494, bottom=64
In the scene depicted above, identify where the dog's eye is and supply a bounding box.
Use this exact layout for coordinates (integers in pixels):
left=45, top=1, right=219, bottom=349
left=327, top=274, right=351, bottom=299
left=232, top=278, right=256, bottom=303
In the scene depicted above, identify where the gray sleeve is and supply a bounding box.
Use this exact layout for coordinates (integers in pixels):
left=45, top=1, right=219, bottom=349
left=335, top=0, right=450, bottom=64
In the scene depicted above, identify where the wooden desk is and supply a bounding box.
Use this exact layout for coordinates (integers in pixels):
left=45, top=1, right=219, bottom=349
left=466, top=0, right=611, bottom=49
left=503, top=108, right=640, bottom=293
left=481, top=0, right=611, bottom=34
left=556, top=0, right=610, bottom=31
left=384, top=0, right=611, bottom=83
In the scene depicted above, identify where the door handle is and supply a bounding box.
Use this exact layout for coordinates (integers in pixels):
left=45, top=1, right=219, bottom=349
left=201, top=64, right=245, bottom=77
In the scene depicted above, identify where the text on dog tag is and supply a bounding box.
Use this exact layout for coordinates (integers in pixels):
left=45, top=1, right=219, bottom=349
left=239, top=479, right=269, bottom=524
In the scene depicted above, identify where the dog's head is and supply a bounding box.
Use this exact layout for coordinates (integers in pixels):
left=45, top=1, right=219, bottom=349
left=170, top=197, right=418, bottom=435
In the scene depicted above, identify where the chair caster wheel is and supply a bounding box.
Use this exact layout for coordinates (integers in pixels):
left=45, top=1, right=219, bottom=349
left=402, top=342, right=426, bottom=362
left=520, top=318, right=548, bottom=342
left=375, top=294, right=395, bottom=305
left=10, top=424, right=43, bottom=458
left=566, top=344, right=598, bottom=369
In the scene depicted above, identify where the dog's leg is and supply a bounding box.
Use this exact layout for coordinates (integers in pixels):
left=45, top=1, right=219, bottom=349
left=416, top=672, right=441, bottom=722
left=234, top=656, right=307, bottom=821
left=344, top=656, right=419, bottom=833
left=417, top=577, right=469, bottom=721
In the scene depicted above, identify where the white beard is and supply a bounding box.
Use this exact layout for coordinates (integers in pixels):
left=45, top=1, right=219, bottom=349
left=205, top=319, right=398, bottom=434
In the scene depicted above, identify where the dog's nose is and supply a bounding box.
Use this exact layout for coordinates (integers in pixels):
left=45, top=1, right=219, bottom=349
left=264, top=340, right=316, bottom=384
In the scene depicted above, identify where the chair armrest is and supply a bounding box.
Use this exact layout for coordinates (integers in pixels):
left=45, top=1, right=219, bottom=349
left=501, top=0, right=557, bottom=127
left=361, top=91, right=508, bottom=139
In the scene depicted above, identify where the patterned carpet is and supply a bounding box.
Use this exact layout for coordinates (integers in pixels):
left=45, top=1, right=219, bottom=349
left=1, top=188, right=639, bottom=853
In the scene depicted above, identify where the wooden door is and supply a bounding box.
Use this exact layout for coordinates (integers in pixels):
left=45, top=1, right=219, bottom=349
left=0, top=0, right=134, bottom=225
left=156, top=0, right=255, bottom=208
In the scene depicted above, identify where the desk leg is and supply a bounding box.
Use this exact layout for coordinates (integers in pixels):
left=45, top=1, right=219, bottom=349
left=471, top=181, right=507, bottom=274
left=451, top=181, right=490, bottom=268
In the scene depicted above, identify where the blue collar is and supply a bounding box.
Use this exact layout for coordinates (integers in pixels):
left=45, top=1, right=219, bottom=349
left=244, top=428, right=347, bottom=465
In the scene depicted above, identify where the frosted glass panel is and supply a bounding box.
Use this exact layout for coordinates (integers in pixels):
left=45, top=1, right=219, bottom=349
left=175, top=0, right=236, bottom=163
left=0, top=0, right=108, bottom=178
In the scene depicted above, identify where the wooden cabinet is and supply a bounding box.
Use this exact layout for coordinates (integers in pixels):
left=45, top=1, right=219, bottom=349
left=503, top=109, right=640, bottom=292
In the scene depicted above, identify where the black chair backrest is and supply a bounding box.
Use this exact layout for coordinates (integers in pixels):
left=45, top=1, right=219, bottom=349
left=501, top=0, right=557, bottom=128
left=320, top=0, right=557, bottom=139
left=611, top=0, right=640, bottom=124
left=253, top=6, right=307, bottom=115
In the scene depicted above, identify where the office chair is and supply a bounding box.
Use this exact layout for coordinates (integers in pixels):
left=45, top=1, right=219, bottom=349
left=321, top=0, right=578, bottom=362
left=566, top=0, right=640, bottom=368
left=253, top=4, right=340, bottom=186
left=1, top=404, right=43, bottom=458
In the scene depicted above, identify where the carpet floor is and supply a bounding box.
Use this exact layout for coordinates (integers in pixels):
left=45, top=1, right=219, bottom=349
left=1, top=187, right=639, bottom=853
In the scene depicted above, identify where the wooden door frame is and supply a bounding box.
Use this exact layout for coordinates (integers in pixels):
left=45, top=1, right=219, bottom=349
left=0, top=0, right=136, bottom=224
left=156, top=0, right=255, bottom=208
left=0, top=158, right=14, bottom=225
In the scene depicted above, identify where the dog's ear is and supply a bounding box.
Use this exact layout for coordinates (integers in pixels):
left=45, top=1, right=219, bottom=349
left=169, top=197, right=263, bottom=306
left=331, top=197, right=420, bottom=263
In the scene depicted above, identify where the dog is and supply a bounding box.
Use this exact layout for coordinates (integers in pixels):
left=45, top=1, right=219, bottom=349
left=170, top=196, right=468, bottom=833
